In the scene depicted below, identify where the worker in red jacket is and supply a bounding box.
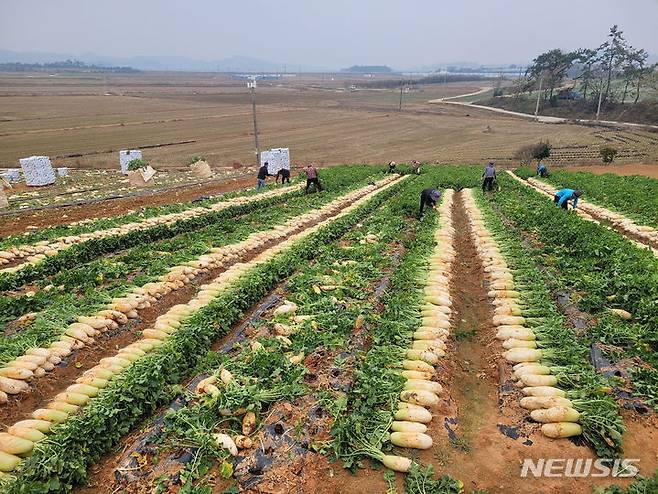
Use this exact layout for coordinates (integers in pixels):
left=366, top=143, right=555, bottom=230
left=305, top=164, right=322, bottom=194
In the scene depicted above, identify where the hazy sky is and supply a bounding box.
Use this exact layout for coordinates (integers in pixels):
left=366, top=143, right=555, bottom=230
left=1, top=0, right=657, bottom=67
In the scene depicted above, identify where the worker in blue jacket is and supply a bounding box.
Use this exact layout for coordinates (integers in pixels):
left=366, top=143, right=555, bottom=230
left=536, top=162, right=548, bottom=177
left=554, top=188, right=582, bottom=210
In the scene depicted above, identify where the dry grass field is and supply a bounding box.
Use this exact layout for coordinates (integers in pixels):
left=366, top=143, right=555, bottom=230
left=2, top=71, right=656, bottom=172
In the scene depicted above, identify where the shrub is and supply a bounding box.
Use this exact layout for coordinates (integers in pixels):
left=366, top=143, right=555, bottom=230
left=514, top=140, right=551, bottom=165
left=600, top=146, right=618, bottom=163
left=127, top=158, right=148, bottom=171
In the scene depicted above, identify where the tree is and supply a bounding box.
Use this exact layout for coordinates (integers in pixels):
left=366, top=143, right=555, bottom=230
left=575, top=48, right=598, bottom=100
left=597, top=25, right=628, bottom=104
left=527, top=49, right=579, bottom=101
left=630, top=49, right=651, bottom=104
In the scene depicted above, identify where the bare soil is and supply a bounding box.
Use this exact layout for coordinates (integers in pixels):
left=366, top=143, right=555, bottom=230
left=2, top=73, right=655, bottom=175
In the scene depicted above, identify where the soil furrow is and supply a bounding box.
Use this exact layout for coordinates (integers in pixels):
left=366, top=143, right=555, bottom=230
left=417, top=190, right=615, bottom=494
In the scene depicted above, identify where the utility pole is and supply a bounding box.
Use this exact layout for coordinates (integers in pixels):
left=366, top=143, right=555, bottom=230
left=248, top=79, right=260, bottom=165
left=398, top=80, right=404, bottom=111
left=534, top=74, right=543, bottom=121
left=596, top=80, right=604, bottom=121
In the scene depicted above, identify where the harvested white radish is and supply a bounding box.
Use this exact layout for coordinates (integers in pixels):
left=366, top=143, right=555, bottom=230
left=242, top=411, right=256, bottom=436
left=220, top=368, right=233, bottom=385
left=403, top=379, right=443, bottom=395
left=496, top=326, right=535, bottom=340
left=390, top=432, right=433, bottom=449
left=399, top=370, right=434, bottom=380
left=541, top=422, right=582, bottom=438
left=503, top=348, right=542, bottom=363
left=381, top=454, right=413, bottom=472
left=405, top=350, right=438, bottom=365
left=0, top=450, right=21, bottom=472
left=402, top=360, right=434, bottom=374
left=400, top=390, right=439, bottom=407
left=32, top=408, right=68, bottom=424
left=520, top=374, right=557, bottom=387
left=0, top=376, right=29, bottom=395
left=608, top=308, right=632, bottom=320
left=234, top=435, right=253, bottom=449
left=48, top=401, right=79, bottom=414
left=530, top=406, right=580, bottom=423
left=394, top=404, right=432, bottom=423
left=213, top=433, right=238, bottom=456
left=522, top=386, right=566, bottom=397
left=13, top=420, right=52, bottom=434
left=7, top=426, right=45, bottom=443
left=55, top=392, right=89, bottom=406
left=0, top=367, right=34, bottom=381
left=0, top=433, right=33, bottom=456
left=502, top=339, right=537, bottom=349
left=391, top=421, right=427, bottom=433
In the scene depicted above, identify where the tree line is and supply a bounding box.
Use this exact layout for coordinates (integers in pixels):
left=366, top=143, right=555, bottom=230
left=510, top=25, right=656, bottom=105
left=0, top=59, right=139, bottom=73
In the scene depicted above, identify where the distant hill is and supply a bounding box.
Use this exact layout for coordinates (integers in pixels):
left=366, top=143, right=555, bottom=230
left=342, top=65, right=394, bottom=73
left=0, top=50, right=330, bottom=72
left=0, top=59, right=139, bottom=73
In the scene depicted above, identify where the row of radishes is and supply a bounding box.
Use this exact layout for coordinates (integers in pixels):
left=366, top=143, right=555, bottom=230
left=0, top=200, right=316, bottom=402
left=526, top=176, right=658, bottom=255
left=382, top=189, right=455, bottom=473
left=0, top=183, right=303, bottom=274
left=0, top=179, right=396, bottom=400
left=462, top=189, right=582, bottom=439
left=0, top=177, right=400, bottom=474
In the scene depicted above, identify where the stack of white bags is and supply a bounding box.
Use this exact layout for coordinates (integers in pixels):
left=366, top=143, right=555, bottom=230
left=119, top=150, right=143, bottom=174
left=19, top=156, right=56, bottom=186
left=1, top=169, right=21, bottom=182
left=260, top=147, right=290, bottom=175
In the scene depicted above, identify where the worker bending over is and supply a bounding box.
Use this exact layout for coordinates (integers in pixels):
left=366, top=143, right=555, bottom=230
left=387, top=161, right=397, bottom=174
left=418, top=187, right=442, bottom=218
left=554, top=188, right=583, bottom=209
left=536, top=162, right=548, bottom=178
left=276, top=167, right=291, bottom=184
left=305, top=164, right=322, bottom=194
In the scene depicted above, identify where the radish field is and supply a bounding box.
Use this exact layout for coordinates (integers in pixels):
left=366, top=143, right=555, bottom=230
left=0, top=165, right=657, bottom=494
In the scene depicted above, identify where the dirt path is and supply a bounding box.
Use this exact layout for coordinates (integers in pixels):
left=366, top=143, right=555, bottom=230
left=0, top=175, right=256, bottom=236
left=427, top=86, right=493, bottom=103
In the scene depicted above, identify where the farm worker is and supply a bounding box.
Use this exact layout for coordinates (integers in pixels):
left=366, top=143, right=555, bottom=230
left=536, top=162, right=548, bottom=177
left=276, top=167, right=291, bottom=184
left=412, top=160, right=421, bottom=175
left=256, top=162, right=269, bottom=191
left=305, top=164, right=323, bottom=194
left=554, top=188, right=583, bottom=210
left=418, top=188, right=441, bottom=218
left=388, top=161, right=397, bottom=174
left=482, top=161, right=497, bottom=192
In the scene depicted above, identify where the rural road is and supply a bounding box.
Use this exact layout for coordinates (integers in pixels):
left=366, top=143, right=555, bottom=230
left=429, top=93, right=658, bottom=131
left=428, top=86, right=493, bottom=102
